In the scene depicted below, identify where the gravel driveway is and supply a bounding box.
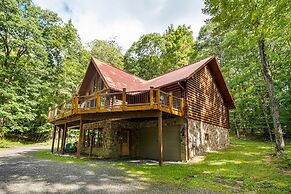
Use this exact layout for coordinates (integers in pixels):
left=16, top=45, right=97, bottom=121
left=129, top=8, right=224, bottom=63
left=0, top=146, right=215, bottom=194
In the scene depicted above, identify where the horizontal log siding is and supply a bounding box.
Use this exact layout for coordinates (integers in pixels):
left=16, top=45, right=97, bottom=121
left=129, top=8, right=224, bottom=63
left=161, top=83, right=182, bottom=98
left=186, top=66, right=229, bottom=128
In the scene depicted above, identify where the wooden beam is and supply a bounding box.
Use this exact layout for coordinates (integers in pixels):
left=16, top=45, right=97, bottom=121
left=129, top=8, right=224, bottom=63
left=71, top=97, right=75, bottom=114
left=81, top=110, right=160, bottom=121
left=61, top=100, right=66, bottom=116
left=60, top=124, right=66, bottom=153
left=180, top=98, right=184, bottom=115
left=122, top=88, right=126, bottom=111
left=150, top=87, right=154, bottom=108
left=156, top=89, right=161, bottom=109
left=158, top=111, right=163, bottom=166
left=51, top=125, right=57, bottom=153
left=96, top=94, right=100, bottom=111
left=169, top=93, right=173, bottom=113
left=57, top=126, right=61, bottom=152
left=61, top=123, right=67, bottom=154
left=77, top=120, right=83, bottom=159
left=54, top=104, right=58, bottom=116
left=54, top=114, right=82, bottom=125
left=75, top=96, right=79, bottom=114
left=48, top=107, right=51, bottom=120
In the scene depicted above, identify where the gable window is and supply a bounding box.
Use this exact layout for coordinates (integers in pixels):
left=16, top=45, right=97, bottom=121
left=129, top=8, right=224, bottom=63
left=93, top=76, right=104, bottom=92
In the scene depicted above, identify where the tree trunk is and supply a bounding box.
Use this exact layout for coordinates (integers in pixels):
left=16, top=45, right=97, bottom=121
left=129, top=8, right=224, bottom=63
left=257, top=90, right=273, bottom=142
left=258, top=39, right=284, bottom=154
left=234, top=113, right=240, bottom=138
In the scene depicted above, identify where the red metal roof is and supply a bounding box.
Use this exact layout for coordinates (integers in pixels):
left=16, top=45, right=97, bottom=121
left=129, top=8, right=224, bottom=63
left=143, top=57, right=213, bottom=89
left=92, top=57, right=213, bottom=91
left=80, top=56, right=235, bottom=109
left=92, top=59, right=146, bottom=91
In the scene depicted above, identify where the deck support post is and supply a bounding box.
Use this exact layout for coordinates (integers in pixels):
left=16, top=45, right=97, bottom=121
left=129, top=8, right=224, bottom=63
left=158, top=111, right=163, bottom=166
left=61, top=123, right=67, bottom=154
left=51, top=125, right=57, bottom=153
left=77, top=120, right=83, bottom=159
left=57, top=126, right=61, bottom=152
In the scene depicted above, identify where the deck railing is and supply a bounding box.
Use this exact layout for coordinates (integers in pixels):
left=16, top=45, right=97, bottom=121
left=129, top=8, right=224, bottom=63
left=48, top=88, right=184, bottom=121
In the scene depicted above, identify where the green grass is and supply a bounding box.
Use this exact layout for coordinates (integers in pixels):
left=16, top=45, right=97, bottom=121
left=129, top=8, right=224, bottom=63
left=33, top=138, right=291, bottom=193
left=33, top=150, right=93, bottom=164
left=0, top=138, right=50, bottom=150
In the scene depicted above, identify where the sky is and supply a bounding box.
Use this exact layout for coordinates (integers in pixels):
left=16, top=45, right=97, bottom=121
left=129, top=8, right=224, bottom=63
left=33, top=0, right=209, bottom=52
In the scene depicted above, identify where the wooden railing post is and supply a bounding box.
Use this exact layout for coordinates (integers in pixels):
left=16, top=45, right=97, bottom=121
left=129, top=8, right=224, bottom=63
left=122, top=88, right=126, bottom=111
left=54, top=104, right=58, bottom=116
left=75, top=96, right=79, bottom=114
left=61, top=100, right=66, bottom=115
left=71, top=97, right=75, bottom=114
left=150, top=87, right=154, bottom=108
left=156, top=89, right=161, bottom=109
left=96, top=94, right=100, bottom=111
left=48, top=107, right=51, bottom=119
left=180, top=98, right=184, bottom=115
left=169, top=93, right=173, bottom=113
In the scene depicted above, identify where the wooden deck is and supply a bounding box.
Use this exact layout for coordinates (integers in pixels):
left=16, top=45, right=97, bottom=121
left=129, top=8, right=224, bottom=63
left=48, top=88, right=184, bottom=123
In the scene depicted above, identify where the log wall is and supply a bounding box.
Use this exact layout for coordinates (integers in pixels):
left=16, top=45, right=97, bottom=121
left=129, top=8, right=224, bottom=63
left=186, top=66, right=229, bottom=128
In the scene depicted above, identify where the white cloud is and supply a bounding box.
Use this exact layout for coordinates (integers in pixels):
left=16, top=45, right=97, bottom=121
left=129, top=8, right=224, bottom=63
left=33, top=0, right=209, bottom=52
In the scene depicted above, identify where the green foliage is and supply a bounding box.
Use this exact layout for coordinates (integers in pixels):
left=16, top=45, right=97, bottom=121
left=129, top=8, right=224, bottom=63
left=0, top=0, right=89, bottom=140
left=124, top=25, right=197, bottom=79
left=89, top=38, right=124, bottom=68
left=199, top=1, right=291, bottom=136
left=124, top=33, right=164, bottom=79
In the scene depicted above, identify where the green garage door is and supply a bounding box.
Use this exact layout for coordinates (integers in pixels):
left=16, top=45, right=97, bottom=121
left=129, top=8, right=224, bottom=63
left=138, top=125, right=181, bottom=161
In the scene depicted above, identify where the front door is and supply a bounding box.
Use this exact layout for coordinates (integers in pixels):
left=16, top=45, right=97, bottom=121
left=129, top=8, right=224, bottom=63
left=120, top=129, right=130, bottom=156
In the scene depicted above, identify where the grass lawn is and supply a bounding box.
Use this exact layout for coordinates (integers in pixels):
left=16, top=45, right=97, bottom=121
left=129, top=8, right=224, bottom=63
left=33, top=138, right=291, bottom=193
left=0, top=138, right=50, bottom=150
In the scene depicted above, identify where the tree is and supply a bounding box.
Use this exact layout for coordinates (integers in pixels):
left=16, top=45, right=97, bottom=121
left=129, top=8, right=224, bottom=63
left=124, top=33, right=164, bottom=79
left=0, top=0, right=89, bottom=140
left=162, top=24, right=197, bottom=71
left=203, top=0, right=290, bottom=154
left=124, top=25, right=198, bottom=79
left=89, top=39, right=123, bottom=69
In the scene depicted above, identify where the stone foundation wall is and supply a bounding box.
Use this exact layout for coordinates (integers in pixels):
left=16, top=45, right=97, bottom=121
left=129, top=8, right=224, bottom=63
left=187, top=118, right=229, bottom=159
left=81, top=118, right=186, bottom=160
left=82, top=120, right=116, bottom=158
left=82, top=120, right=138, bottom=158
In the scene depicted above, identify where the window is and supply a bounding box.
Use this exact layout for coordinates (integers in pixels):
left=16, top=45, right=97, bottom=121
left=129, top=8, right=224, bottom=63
left=93, top=76, right=104, bottom=92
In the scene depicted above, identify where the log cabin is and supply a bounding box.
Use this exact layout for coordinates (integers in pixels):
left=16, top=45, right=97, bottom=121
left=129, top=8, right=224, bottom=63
left=48, top=56, right=235, bottom=165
